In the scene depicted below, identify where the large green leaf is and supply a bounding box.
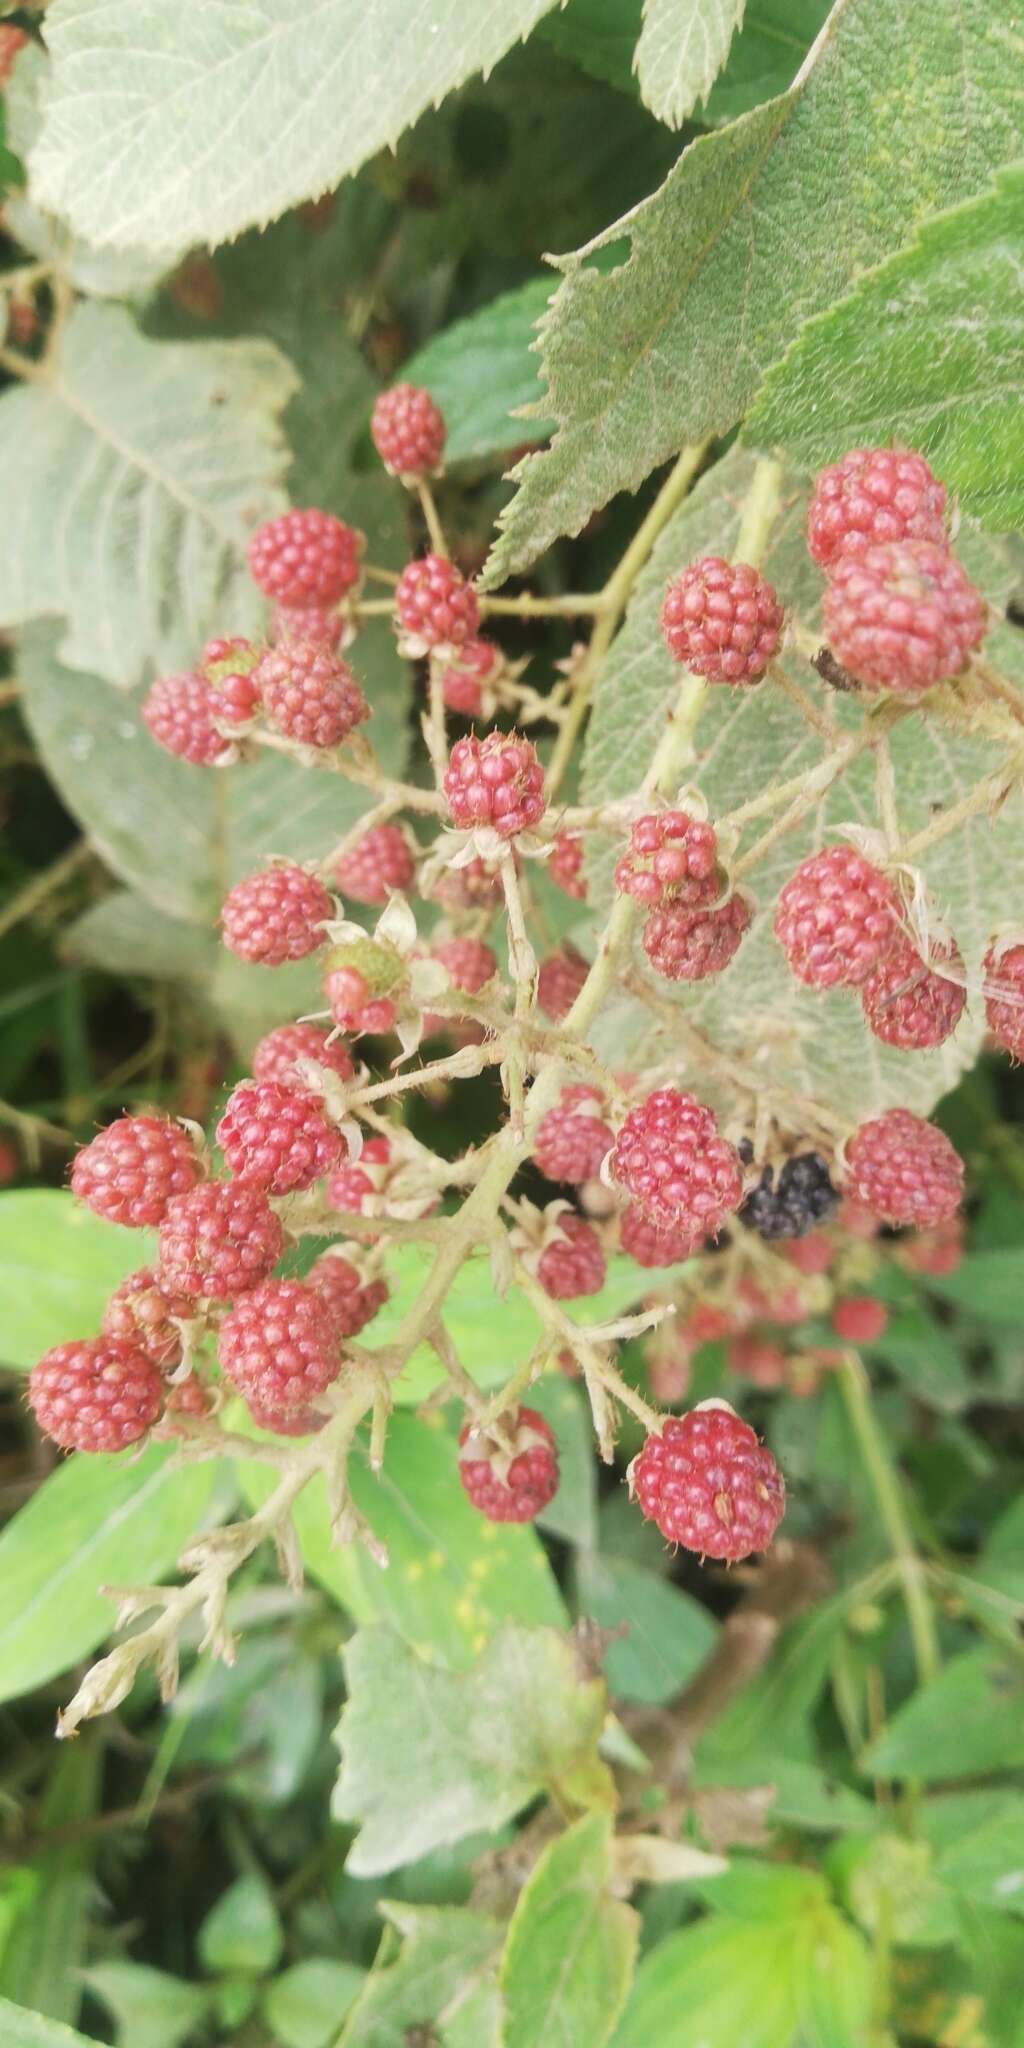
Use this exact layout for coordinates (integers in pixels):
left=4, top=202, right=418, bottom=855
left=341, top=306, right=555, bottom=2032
left=747, top=164, right=1024, bottom=530
left=541, top=0, right=830, bottom=125
left=32, top=0, right=565, bottom=254
left=499, top=1814, right=638, bottom=2048
left=0, top=1189, right=152, bottom=1370
left=402, top=280, right=556, bottom=464
left=0, top=1748, right=99, bottom=2024
left=339, top=1903, right=500, bottom=2048
left=574, top=1553, right=716, bottom=1704
left=635, top=0, right=745, bottom=127
left=0, top=2004, right=102, bottom=2048
left=333, top=1624, right=613, bottom=1875
left=864, top=1653, right=1024, bottom=1783
left=485, top=0, right=1024, bottom=581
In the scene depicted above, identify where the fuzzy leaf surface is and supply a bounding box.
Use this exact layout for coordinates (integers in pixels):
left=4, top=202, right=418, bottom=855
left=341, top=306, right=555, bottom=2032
left=635, top=0, right=745, bottom=126
left=339, top=1903, right=500, bottom=2048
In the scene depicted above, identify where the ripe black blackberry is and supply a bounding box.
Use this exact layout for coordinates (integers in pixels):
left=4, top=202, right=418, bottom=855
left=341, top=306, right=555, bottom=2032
left=739, top=1151, right=838, bottom=1240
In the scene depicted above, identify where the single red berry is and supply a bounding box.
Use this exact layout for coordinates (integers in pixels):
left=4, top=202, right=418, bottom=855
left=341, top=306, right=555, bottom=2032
left=807, top=447, right=947, bottom=570
left=661, top=558, right=783, bottom=684
left=533, top=1086, right=613, bottom=1184
left=252, top=1022, right=354, bottom=1089
left=619, top=1204, right=699, bottom=1268
left=774, top=845, right=898, bottom=989
left=166, top=1372, right=212, bottom=1419
left=536, top=1212, right=606, bottom=1299
left=610, top=1087, right=742, bottom=1240
left=158, top=1182, right=284, bottom=1301
left=101, top=1267, right=192, bottom=1370
left=443, top=730, right=545, bottom=837
left=216, top=1080, right=343, bottom=1194
left=726, top=1335, right=788, bottom=1389
left=71, top=1114, right=201, bottom=1227
left=441, top=637, right=501, bottom=718
left=322, top=937, right=406, bottom=1036
left=221, top=865, right=333, bottom=966
left=29, top=1339, right=164, bottom=1453
left=430, top=854, right=504, bottom=911
left=328, top=1136, right=391, bottom=1217
left=307, top=1251, right=389, bottom=1337
left=248, top=509, right=363, bottom=607
left=642, top=891, right=750, bottom=982
left=629, top=1401, right=785, bottom=1561
left=737, top=1276, right=808, bottom=1328
left=537, top=943, right=589, bottom=1022
left=143, top=671, right=231, bottom=765
left=333, top=823, right=416, bottom=904
left=902, top=1216, right=964, bottom=1277
left=614, top=811, right=720, bottom=910
left=272, top=603, right=345, bottom=653
left=395, top=553, right=479, bottom=654
left=549, top=831, right=587, bottom=901
left=200, top=637, right=263, bottom=726
left=824, top=539, right=987, bottom=694
left=844, top=1108, right=964, bottom=1227
left=983, top=942, right=1024, bottom=1061
left=458, top=1406, right=559, bottom=1524
left=688, top=1303, right=735, bottom=1344
left=861, top=934, right=965, bottom=1049
left=433, top=935, right=497, bottom=995
left=839, top=1197, right=881, bottom=1240
left=254, top=642, right=368, bottom=748
left=246, top=1394, right=326, bottom=1436
left=371, top=383, right=446, bottom=479
left=831, top=1296, right=889, bottom=1343
left=781, top=1231, right=834, bottom=1277
left=219, top=1279, right=341, bottom=1408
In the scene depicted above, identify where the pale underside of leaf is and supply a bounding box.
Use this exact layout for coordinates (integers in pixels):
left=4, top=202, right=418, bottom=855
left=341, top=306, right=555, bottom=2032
left=636, top=0, right=746, bottom=129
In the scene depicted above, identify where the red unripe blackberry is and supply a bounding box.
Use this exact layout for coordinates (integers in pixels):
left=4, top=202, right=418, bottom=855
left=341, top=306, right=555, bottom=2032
left=549, top=831, right=586, bottom=901
left=629, top=1401, right=785, bottom=1561
left=610, top=1088, right=742, bottom=1240
left=824, top=540, right=987, bottom=694
left=252, top=1022, right=354, bottom=1089
left=219, top=1279, right=341, bottom=1409
left=166, top=1372, right=212, bottom=1419
left=307, top=1251, right=389, bottom=1337
left=272, top=602, right=345, bottom=653
left=861, top=935, right=965, bottom=1050
left=458, top=1406, right=559, bottom=1524
left=71, top=1114, right=201, bottom=1227
left=322, top=937, right=406, bottom=1035
left=333, top=823, right=416, bottom=903
left=831, top=1296, right=889, bottom=1343
left=395, top=554, right=480, bottom=654
left=433, top=935, right=497, bottom=995
left=533, top=1086, right=613, bottom=1184
left=781, top=1231, right=835, bottom=1277
left=158, top=1181, right=284, bottom=1301
left=619, top=1204, right=700, bottom=1268
left=200, top=638, right=263, bottom=726
left=774, top=845, right=897, bottom=989
left=536, top=1213, right=606, bottom=1300
left=247, top=1395, right=326, bottom=1437
left=727, top=1335, right=788, bottom=1389
left=255, top=642, right=368, bottom=748
left=844, top=1108, right=964, bottom=1227
left=614, top=810, right=720, bottom=910
left=443, top=730, right=545, bottom=837
left=807, top=447, right=947, bottom=570
left=441, top=637, right=500, bottom=718
left=328, top=1136, right=391, bottom=1216
left=143, top=671, right=231, bottom=765
left=216, top=1080, right=343, bottom=1194
left=221, top=865, right=333, bottom=966
left=248, top=508, right=363, bottom=607
left=430, top=854, right=504, bottom=910
left=102, top=1266, right=192, bottom=1370
left=642, top=891, right=750, bottom=981
left=371, top=383, right=446, bottom=479
left=29, top=1339, right=163, bottom=1453
left=737, top=1275, right=808, bottom=1328
left=537, top=943, right=589, bottom=1022
left=902, top=1216, right=964, bottom=1277
left=983, top=942, right=1024, bottom=1061
left=661, top=558, right=783, bottom=684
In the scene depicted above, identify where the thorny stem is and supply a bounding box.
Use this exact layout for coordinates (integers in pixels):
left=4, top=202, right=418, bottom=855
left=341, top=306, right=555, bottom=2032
left=836, top=1351, right=940, bottom=1688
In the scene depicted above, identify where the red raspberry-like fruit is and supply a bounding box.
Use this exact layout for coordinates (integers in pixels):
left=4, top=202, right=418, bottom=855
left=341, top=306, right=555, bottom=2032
left=166, top=1372, right=212, bottom=1419
left=29, top=1339, right=164, bottom=1453
left=619, top=1204, right=699, bottom=1268
left=861, top=934, right=965, bottom=1050
left=727, top=1335, right=788, bottom=1389
left=458, top=1407, right=559, bottom=1524
left=272, top=603, right=345, bottom=653
left=143, top=671, right=231, bottom=765
left=661, top=559, right=783, bottom=684
left=902, top=1216, right=964, bottom=1277
left=824, top=539, right=987, bottom=694
left=328, top=1135, right=392, bottom=1217
left=536, top=1212, right=606, bottom=1300
left=216, top=1080, right=343, bottom=1194
left=371, top=383, right=446, bottom=479
left=247, top=1395, right=326, bottom=1437
left=248, top=509, right=363, bottom=607
left=533, top=1086, right=613, bottom=1184
left=322, top=937, right=406, bottom=1036
left=630, top=1400, right=785, bottom=1561
left=102, top=1267, right=192, bottom=1370
left=252, top=1022, right=354, bottom=1089
left=549, top=832, right=587, bottom=901
left=221, top=865, right=333, bottom=966
left=441, top=637, right=501, bottom=718
left=642, top=891, right=750, bottom=982
left=71, top=1114, right=201, bottom=1227
left=774, top=845, right=897, bottom=989
left=333, top=823, right=416, bottom=903
left=443, top=730, right=545, bottom=837
left=201, top=637, right=263, bottom=726
left=983, top=942, right=1024, bottom=1061
left=255, top=642, right=368, bottom=748
left=610, top=1087, right=742, bottom=1239
left=781, top=1231, right=834, bottom=1277
left=307, top=1251, right=389, bottom=1337
left=219, top=1279, right=341, bottom=1409
left=537, top=943, right=589, bottom=1022
left=158, top=1182, right=284, bottom=1301
left=433, top=935, right=497, bottom=995
left=395, top=553, right=479, bottom=655
left=844, top=1108, right=964, bottom=1227
left=831, top=1296, right=889, bottom=1343
left=614, top=810, right=720, bottom=910
left=430, top=854, right=504, bottom=911
left=807, top=447, right=947, bottom=570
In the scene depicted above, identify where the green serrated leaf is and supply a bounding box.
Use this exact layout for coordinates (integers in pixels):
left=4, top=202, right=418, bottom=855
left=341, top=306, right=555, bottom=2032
left=574, top=1553, right=717, bottom=1704
left=540, top=0, right=642, bottom=95
left=262, top=1960, right=365, bottom=2048
left=484, top=0, right=1024, bottom=582
left=864, top=1651, right=1024, bottom=1782
left=703, top=1, right=831, bottom=124
left=340, top=1902, right=500, bottom=2048
left=636, top=0, right=745, bottom=127
left=0, top=1188, right=152, bottom=1369
left=500, top=1813, right=638, bottom=2048
left=402, top=280, right=556, bottom=463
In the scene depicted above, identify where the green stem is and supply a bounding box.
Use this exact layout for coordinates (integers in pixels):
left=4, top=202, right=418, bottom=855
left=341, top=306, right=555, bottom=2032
left=837, top=1352, right=940, bottom=1686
